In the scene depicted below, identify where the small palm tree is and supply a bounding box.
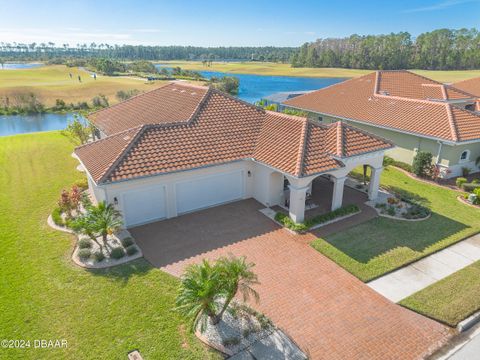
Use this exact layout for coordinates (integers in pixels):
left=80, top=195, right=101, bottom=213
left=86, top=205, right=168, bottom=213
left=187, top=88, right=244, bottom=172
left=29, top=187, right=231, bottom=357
left=70, top=214, right=104, bottom=253
left=88, top=201, right=123, bottom=253
left=175, top=255, right=259, bottom=332
left=214, top=255, right=259, bottom=324
left=175, top=259, right=225, bottom=332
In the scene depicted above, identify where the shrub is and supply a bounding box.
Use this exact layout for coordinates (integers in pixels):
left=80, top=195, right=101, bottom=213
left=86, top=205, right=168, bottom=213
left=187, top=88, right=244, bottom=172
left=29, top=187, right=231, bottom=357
left=383, top=156, right=395, bottom=167
left=78, top=238, right=92, bottom=249
left=125, top=245, right=138, bottom=256
left=393, top=161, right=413, bottom=173
left=275, top=204, right=359, bottom=232
left=120, top=237, right=134, bottom=247
left=473, top=179, right=480, bottom=184
left=462, top=182, right=480, bottom=192
left=412, top=151, right=433, bottom=177
left=78, top=248, right=91, bottom=260
left=110, top=247, right=125, bottom=259
left=51, top=207, right=64, bottom=226
left=404, top=204, right=430, bottom=219
left=462, top=167, right=471, bottom=177
left=93, top=251, right=105, bottom=262
left=474, top=188, right=480, bottom=197
left=386, top=206, right=396, bottom=216
left=73, top=178, right=88, bottom=190
left=456, top=177, right=468, bottom=188
left=222, top=337, right=240, bottom=347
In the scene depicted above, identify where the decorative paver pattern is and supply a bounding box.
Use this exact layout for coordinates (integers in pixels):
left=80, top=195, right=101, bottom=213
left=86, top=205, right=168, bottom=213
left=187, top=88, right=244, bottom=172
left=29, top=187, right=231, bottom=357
left=132, top=200, right=451, bottom=360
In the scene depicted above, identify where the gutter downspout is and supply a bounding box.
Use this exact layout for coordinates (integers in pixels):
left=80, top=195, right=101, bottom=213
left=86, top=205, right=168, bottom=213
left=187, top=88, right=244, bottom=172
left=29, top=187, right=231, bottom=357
left=436, top=141, right=443, bottom=165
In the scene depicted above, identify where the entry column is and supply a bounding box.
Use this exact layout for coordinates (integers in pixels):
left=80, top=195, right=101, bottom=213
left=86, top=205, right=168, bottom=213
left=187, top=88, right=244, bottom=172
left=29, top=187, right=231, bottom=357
left=289, top=185, right=309, bottom=223
left=368, top=167, right=383, bottom=201
left=331, top=176, right=346, bottom=211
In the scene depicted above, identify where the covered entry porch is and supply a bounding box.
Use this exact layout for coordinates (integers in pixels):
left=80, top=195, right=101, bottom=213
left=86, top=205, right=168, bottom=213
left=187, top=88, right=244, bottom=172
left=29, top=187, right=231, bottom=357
left=258, top=151, right=385, bottom=224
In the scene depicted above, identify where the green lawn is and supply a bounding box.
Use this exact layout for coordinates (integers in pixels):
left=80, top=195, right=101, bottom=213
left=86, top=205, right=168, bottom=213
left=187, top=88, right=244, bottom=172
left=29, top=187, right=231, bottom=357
left=160, top=60, right=480, bottom=82
left=400, top=261, right=480, bottom=326
left=0, top=132, right=218, bottom=359
left=311, top=167, right=480, bottom=282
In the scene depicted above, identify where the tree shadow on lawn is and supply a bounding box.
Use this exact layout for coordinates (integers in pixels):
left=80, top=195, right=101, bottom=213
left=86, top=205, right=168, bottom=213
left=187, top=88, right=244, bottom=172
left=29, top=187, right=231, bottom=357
left=322, top=212, right=468, bottom=264
left=86, top=258, right=155, bottom=286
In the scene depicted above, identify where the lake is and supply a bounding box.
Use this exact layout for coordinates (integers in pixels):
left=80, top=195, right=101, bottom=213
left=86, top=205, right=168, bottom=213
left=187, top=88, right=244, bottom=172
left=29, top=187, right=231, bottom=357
left=1, top=63, right=44, bottom=70
left=0, top=113, right=76, bottom=136
left=1, top=69, right=346, bottom=136
left=155, top=65, right=346, bottom=103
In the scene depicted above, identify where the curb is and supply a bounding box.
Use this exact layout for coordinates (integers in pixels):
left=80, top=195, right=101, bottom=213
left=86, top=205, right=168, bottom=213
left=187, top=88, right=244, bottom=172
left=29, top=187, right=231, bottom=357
left=457, top=310, right=480, bottom=332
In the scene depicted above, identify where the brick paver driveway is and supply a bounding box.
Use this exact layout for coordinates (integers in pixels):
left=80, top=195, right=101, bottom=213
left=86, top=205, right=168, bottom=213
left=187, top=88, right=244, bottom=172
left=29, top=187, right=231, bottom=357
left=131, top=199, right=451, bottom=359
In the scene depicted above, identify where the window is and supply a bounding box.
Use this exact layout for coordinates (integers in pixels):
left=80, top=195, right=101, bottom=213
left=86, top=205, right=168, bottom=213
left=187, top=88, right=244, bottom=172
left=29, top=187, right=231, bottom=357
left=318, top=116, right=323, bottom=122
left=460, top=150, right=470, bottom=162
left=465, top=104, right=475, bottom=111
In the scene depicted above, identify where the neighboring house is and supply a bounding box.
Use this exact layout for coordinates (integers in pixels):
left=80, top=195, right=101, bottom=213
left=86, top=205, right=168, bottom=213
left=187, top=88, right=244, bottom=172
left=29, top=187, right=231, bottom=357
left=284, top=71, right=480, bottom=178
left=453, top=76, right=480, bottom=106
left=261, top=91, right=312, bottom=111
left=74, top=82, right=392, bottom=227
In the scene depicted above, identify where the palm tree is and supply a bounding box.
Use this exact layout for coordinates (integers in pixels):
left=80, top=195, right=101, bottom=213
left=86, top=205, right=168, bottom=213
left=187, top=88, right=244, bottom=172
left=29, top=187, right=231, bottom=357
left=175, top=259, right=225, bottom=332
left=89, top=201, right=123, bottom=253
left=70, top=215, right=104, bottom=253
left=175, top=255, right=259, bottom=332
left=214, top=255, right=259, bottom=324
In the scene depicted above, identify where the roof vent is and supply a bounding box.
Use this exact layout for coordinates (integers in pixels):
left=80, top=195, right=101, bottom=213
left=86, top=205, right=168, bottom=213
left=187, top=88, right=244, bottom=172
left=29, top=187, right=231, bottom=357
left=379, top=90, right=390, bottom=96
left=123, top=135, right=131, bottom=141
left=172, top=88, right=177, bottom=91
left=180, top=90, right=186, bottom=93
left=191, top=92, right=197, bottom=95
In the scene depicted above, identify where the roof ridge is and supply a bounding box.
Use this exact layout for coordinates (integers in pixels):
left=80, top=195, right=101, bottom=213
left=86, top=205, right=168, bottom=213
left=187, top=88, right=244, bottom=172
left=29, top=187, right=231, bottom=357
left=294, top=118, right=309, bottom=177
left=373, top=93, right=450, bottom=106
left=337, top=121, right=395, bottom=148
left=336, top=121, right=344, bottom=157
left=445, top=104, right=459, bottom=142
left=97, top=125, right=147, bottom=184
left=74, top=126, right=139, bottom=151
left=208, top=87, right=266, bottom=114
left=374, top=71, right=381, bottom=95
left=440, top=84, right=448, bottom=100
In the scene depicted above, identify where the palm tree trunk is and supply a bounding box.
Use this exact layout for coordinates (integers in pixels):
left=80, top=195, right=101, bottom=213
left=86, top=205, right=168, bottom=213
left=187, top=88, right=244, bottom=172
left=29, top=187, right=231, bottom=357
left=102, top=233, right=110, bottom=254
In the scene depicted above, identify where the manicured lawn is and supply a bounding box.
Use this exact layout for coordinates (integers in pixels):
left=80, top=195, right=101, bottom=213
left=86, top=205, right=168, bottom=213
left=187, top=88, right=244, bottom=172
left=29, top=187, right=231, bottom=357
left=400, top=261, right=480, bottom=326
left=160, top=61, right=480, bottom=82
left=0, top=65, right=165, bottom=107
left=0, top=132, right=218, bottom=359
left=311, top=167, right=480, bottom=281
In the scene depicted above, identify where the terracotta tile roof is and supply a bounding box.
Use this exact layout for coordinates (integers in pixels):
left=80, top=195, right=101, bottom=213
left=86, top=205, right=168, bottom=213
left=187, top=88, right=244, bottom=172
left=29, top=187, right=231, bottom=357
left=285, top=70, right=480, bottom=143
left=75, top=84, right=392, bottom=184
left=88, top=82, right=209, bottom=135
left=453, top=76, right=480, bottom=97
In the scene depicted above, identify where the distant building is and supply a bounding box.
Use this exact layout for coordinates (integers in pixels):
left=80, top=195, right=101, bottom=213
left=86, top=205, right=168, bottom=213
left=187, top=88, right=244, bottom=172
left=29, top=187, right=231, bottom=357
left=261, top=91, right=313, bottom=111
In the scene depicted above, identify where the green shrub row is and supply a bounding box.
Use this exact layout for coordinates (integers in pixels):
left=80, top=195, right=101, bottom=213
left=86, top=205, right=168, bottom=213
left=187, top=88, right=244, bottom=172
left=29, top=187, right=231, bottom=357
left=275, top=204, right=360, bottom=232
left=51, top=207, right=64, bottom=226
left=383, top=156, right=413, bottom=173
left=462, top=182, right=480, bottom=192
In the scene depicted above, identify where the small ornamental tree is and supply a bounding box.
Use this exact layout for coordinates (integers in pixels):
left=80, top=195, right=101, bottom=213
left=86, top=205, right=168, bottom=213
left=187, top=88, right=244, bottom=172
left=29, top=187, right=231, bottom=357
left=412, top=151, right=433, bottom=177
left=58, top=189, right=73, bottom=218
left=70, top=185, right=82, bottom=214
left=175, top=255, right=259, bottom=332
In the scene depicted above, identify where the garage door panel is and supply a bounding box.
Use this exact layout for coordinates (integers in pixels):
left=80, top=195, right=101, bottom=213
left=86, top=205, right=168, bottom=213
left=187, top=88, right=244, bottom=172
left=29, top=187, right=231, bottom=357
left=123, top=185, right=166, bottom=227
left=176, top=171, right=244, bottom=214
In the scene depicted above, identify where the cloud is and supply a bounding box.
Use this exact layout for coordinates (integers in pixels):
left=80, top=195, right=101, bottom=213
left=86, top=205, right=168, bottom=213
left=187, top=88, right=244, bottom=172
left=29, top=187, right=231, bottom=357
left=403, top=0, right=479, bottom=13
left=131, top=28, right=169, bottom=33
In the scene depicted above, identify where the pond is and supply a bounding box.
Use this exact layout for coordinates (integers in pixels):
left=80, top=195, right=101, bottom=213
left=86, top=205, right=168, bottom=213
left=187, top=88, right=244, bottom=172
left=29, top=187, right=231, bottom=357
left=0, top=63, right=44, bottom=70
left=0, top=113, right=76, bottom=137
left=155, top=65, right=346, bottom=103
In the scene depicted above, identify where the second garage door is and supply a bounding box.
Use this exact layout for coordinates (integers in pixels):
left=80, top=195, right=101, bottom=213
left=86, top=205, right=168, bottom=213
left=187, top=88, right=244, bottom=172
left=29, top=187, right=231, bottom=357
left=176, top=171, right=244, bottom=214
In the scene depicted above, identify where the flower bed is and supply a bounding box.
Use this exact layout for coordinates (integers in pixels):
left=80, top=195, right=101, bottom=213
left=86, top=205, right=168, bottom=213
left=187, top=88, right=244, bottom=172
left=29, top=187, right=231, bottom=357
left=369, top=193, right=430, bottom=220
left=275, top=204, right=360, bottom=233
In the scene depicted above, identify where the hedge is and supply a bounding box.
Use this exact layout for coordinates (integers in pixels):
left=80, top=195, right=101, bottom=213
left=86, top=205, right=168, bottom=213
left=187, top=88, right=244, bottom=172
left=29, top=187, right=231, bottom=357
left=51, top=207, right=64, bottom=226
left=462, top=182, right=480, bottom=193
left=275, top=204, right=360, bottom=232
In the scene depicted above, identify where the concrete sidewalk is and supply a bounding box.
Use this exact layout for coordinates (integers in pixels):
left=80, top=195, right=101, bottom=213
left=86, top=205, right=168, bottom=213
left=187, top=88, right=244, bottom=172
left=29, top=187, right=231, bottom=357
left=368, top=234, right=480, bottom=302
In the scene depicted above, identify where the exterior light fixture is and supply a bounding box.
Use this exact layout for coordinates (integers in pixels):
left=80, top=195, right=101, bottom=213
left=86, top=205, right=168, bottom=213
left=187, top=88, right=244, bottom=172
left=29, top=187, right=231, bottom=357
left=113, top=197, right=118, bottom=205
left=247, top=171, right=252, bottom=177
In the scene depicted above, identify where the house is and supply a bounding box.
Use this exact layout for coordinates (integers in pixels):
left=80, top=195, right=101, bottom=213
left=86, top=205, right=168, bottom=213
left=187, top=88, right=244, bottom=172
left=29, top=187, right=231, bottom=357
left=261, top=90, right=313, bottom=111
left=74, top=82, right=392, bottom=228
left=284, top=71, right=480, bottom=178
left=453, top=76, right=480, bottom=103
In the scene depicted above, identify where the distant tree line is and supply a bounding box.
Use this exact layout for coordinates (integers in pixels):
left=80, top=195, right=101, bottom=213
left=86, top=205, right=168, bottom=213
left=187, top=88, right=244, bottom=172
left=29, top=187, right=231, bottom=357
left=291, top=28, right=480, bottom=70
left=0, top=42, right=296, bottom=62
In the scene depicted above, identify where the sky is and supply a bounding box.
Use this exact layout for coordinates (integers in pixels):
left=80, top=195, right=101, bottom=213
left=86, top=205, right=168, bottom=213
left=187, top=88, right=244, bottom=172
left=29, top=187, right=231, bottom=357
left=0, top=0, right=479, bottom=47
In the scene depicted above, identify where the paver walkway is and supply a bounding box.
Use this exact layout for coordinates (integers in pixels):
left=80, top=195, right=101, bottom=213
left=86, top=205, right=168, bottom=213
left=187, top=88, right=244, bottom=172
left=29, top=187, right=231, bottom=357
left=132, top=199, right=451, bottom=359
left=368, top=234, right=480, bottom=302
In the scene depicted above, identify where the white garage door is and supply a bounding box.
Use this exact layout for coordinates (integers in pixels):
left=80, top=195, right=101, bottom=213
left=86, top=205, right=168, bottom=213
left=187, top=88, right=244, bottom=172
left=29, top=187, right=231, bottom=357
left=176, top=171, right=244, bottom=214
left=122, top=185, right=167, bottom=227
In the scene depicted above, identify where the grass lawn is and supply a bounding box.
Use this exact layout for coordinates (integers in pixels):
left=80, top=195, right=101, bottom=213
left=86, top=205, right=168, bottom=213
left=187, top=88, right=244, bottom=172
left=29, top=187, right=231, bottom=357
left=160, top=60, right=480, bottom=82
left=0, top=132, right=218, bottom=359
left=400, top=261, right=480, bottom=326
left=311, top=167, right=480, bottom=282
left=0, top=65, right=165, bottom=107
